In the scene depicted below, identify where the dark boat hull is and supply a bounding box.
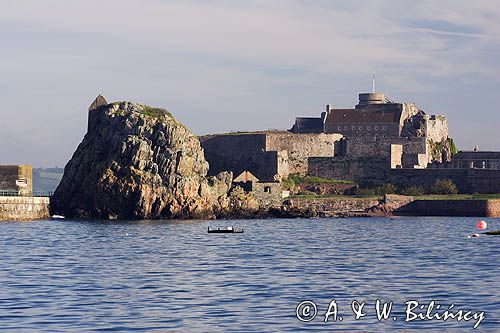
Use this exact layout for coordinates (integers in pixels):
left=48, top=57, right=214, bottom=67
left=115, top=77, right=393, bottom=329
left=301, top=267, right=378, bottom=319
left=207, top=228, right=244, bottom=234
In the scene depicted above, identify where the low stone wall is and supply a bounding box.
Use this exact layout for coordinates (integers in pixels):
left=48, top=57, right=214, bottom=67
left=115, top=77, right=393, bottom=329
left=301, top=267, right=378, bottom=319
left=0, top=196, right=50, bottom=221
left=395, top=199, right=500, bottom=217
left=289, top=197, right=379, bottom=216
left=384, top=194, right=415, bottom=210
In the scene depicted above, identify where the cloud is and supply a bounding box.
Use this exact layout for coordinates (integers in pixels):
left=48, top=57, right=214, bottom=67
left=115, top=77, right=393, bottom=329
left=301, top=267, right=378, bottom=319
left=0, top=0, right=499, bottom=166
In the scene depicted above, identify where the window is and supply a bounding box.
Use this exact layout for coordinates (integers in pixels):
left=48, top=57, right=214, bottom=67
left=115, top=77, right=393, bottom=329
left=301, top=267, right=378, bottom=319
left=352, top=126, right=356, bottom=130
left=16, top=178, right=28, bottom=187
left=374, top=126, right=379, bottom=131
left=382, top=126, right=387, bottom=131
left=359, top=126, right=363, bottom=130
left=367, top=126, right=371, bottom=130
left=344, top=126, right=348, bottom=130
left=482, top=161, right=486, bottom=169
left=264, top=186, right=271, bottom=193
left=338, top=126, right=342, bottom=131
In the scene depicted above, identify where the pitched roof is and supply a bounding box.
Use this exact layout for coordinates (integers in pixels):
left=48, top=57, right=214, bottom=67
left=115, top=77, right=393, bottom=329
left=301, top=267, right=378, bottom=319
left=325, top=104, right=403, bottom=124
left=292, top=117, right=324, bottom=133
left=88, top=94, right=108, bottom=111
left=453, top=151, right=500, bottom=160
left=234, top=171, right=260, bottom=182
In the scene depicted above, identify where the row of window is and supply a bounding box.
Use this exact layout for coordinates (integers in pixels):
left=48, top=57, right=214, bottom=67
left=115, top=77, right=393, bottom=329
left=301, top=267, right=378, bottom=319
left=337, top=125, right=388, bottom=131
left=456, top=161, right=489, bottom=169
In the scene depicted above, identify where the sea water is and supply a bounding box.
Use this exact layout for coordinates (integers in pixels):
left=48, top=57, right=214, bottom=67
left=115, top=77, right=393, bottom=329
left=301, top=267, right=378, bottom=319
left=0, top=217, right=498, bottom=332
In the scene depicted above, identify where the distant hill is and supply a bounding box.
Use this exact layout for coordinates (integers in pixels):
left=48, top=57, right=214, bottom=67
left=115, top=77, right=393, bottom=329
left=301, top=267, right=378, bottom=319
left=32, top=167, right=64, bottom=193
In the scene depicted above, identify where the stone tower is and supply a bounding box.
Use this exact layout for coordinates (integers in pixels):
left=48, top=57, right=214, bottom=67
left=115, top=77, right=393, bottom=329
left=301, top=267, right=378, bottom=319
left=88, top=94, right=108, bottom=111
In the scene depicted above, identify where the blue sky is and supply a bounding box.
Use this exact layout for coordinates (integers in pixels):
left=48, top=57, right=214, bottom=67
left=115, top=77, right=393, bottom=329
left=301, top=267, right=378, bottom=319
left=1, top=0, right=499, bottom=167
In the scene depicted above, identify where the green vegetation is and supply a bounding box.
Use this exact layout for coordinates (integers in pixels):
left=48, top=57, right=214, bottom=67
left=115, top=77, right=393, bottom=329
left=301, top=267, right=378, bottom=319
left=355, top=183, right=397, bottom=196
left=429, top=138, right=458, bottom=159
left=141, top=106, right=174, bottom=119
left=414, top=194, right=500, bottom=200
left=447, top=138, right=458, bottom=156
left=430, top=179, right=459, bottom=195
left=355, top=179, right=463, bottom=197
left=139, top=105, right=189, bottom=130
left=400, top=185, right=426, bottom=196
left=282, top=177, right=296, bottom=191
left=287, top=174, right=355, bottom=185
left=290, top=194, right=382, bottom=200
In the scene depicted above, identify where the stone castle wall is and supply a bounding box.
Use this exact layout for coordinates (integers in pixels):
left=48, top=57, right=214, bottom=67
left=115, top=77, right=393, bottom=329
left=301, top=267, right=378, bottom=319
left=200, top=132, right=342, bottom=180
left=388, top=168, right=500, bottom=193
left=308, top=157, right=389, bottom=184
left=425, top=115, right=448, bottom=143
left=0, top=196, right=50, bottom=221
left=200, top=133, right=270, bottom=179
left=265, top=132, right=341, bottom=175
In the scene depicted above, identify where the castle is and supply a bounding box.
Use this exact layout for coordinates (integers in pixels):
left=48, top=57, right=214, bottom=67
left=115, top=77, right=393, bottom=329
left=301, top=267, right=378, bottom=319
left=201, top=92, right=454, bottom=183
left=200, top=91, right=500, bottom=193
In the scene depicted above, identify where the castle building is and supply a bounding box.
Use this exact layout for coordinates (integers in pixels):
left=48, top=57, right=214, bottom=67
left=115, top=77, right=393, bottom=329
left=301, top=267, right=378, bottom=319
left=0, top=165, right=33, bottom=196
left=201, top=91, right=456, bottom=187
left=88, top=94, right=108, bottom=111
left=291, top=92, right=447, bottom=142
left=449, top=151, right=500, bottom=170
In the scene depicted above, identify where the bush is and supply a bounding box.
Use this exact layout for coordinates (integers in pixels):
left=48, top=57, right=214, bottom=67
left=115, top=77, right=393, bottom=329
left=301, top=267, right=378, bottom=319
left=400, top=185, right=426, bottom=196
left=282, top=177, right=295, bottom=191
left=373, top=183, right=398, bottom=195
left=430, top=179, right=459, bottom=195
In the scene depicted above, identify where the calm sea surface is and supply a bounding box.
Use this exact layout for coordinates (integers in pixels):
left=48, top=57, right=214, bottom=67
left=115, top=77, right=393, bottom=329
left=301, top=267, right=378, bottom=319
left=0, top=217, right=498, bottom=332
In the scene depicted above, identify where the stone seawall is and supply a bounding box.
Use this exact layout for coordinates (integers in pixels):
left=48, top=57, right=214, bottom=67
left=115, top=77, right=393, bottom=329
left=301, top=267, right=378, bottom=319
left=388, top=169, right=500, bottom=194
left=0, top=196, right=50, bottom=221
left=395, top=199, right=500, bottom=217
left=289, top=197, right=379, bottom=216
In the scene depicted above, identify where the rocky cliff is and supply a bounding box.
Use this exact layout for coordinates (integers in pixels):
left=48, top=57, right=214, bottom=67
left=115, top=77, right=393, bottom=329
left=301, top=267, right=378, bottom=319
left=51, top=102, right=234, bottom=219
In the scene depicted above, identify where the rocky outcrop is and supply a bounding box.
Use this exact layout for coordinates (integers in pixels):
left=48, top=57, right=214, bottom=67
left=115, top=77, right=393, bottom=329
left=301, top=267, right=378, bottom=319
left=51, top=102, right=234, bottom=219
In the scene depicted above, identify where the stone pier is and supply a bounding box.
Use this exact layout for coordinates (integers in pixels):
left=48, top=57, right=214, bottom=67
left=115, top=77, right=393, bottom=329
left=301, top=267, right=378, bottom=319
left=0, top=196, right=50, bottom=221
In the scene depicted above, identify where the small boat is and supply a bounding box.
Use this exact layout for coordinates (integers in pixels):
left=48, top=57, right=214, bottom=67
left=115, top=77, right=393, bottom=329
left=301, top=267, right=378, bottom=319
left=51, top=215, right=65, bottom=219
left=207, top=226, right=244, bottom=234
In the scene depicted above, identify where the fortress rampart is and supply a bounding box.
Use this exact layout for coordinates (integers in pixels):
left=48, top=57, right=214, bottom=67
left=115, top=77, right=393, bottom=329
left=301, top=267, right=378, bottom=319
left=200, top=132, right=342, bottom=181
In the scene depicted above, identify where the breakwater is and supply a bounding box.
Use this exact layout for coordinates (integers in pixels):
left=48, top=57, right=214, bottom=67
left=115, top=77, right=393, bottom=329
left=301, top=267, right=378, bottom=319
left=0, top=196, right=50, bottom=221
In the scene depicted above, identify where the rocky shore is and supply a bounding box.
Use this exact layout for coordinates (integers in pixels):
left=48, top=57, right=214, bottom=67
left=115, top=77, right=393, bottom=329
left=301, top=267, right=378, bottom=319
left=51, top=102, right=254, bottom=219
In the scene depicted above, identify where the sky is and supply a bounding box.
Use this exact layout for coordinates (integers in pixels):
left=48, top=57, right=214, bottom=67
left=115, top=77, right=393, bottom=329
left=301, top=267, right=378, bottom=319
left=1, top=0, right=499, bottom=167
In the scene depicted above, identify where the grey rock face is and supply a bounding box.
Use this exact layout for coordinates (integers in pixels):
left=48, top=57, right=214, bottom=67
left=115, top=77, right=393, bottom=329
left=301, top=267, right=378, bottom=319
left=51, top=102, right=232, bottom=219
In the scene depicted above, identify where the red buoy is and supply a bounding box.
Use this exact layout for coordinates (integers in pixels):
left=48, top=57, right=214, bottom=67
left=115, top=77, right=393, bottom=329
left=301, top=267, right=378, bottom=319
left=477, top=220, right=487, bottom=230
